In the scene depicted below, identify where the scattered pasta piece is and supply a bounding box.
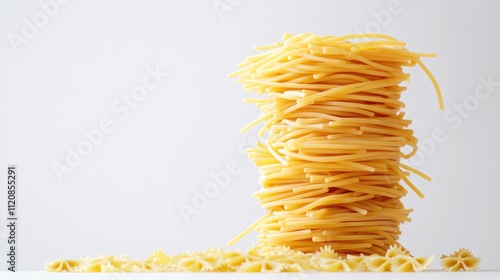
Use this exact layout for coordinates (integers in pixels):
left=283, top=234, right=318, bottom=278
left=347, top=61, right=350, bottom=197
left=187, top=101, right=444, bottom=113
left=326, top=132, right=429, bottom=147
left=146, top=248, right=171, bottom=265
left=365, top=255, right=393, bottom=272
left=309, top=245, right=340, bottom=270
left=75, top=254, right=133, bottom=272
left=44, top=259, right=79, bottom=272
left=346, top=254, right=369, bottom=271
left=177, top=249, right=225, bottom=272
left=441, top=248, right=481, bottom=271
left=238, top=259, right=285, bottom=272
left=322, top=259, right=357, bottom=272
left=385, top=244, right=410, bottom=258
left=364, top=246, right=433, bottom=272
left=220, top=250, right=248, bottom=271
left=391, top=255, right=434, bottom=272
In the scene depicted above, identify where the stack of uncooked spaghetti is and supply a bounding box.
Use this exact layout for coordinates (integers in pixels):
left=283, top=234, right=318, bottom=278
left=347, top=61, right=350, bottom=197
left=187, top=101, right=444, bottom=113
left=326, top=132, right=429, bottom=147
left=228, top=33, right=443, bottom=255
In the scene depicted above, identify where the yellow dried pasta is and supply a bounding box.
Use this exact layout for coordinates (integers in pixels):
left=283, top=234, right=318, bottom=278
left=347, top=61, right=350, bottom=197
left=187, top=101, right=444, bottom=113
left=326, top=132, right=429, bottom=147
left=365, top=255, right=393, bottom=272
left=45, top=246, right=436, bottom=273
left=228, top=32, right=443, bottom=255
left=441, top=248, right=481, bottom=271
left=391, top=255, right=434, bottom=272
left=363, top=245, right=433, bottom=272
left=45, top=259, right=79, bottom=272
left=385, top=244, right=410, bottom=258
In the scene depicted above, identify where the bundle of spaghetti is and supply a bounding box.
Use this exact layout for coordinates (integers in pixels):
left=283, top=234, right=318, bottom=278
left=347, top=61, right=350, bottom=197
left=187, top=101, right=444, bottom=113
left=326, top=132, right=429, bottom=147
left=228, top=33, right=443, bottom=255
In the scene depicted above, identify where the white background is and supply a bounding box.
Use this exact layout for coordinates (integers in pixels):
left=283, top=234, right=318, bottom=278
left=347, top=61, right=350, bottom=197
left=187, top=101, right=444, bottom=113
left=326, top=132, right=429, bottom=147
left=1, top=0, right=499, bottom=272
